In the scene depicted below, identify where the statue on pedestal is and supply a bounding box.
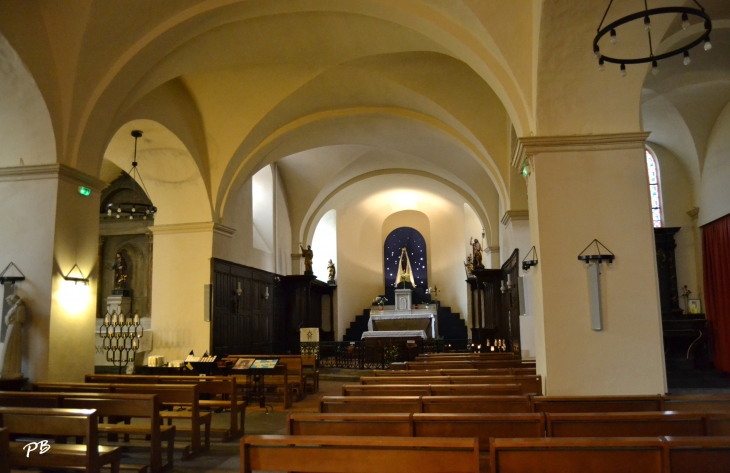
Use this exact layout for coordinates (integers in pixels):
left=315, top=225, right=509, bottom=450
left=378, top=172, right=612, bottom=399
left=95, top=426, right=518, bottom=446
left=464, top=254, right=474, bottom=277
left=300, top=243, right=314, bottom=274
left=327, top=259, right=336, bottom=283
left=470, top=237, right=483, bottom=268
left=0, top=294, right=26, bottom=380
left=113, top=252, right=128, bottom=290
left=394, top=247, right=415, bottom=287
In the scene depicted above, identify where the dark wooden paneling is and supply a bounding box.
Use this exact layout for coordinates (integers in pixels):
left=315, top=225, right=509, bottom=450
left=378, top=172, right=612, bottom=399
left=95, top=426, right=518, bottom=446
left=210, top=258, right=282, bottom=355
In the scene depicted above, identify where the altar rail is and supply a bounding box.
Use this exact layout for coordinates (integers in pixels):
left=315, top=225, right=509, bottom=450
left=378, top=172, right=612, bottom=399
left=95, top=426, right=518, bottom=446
left=301, top=339, right=503, bottom=369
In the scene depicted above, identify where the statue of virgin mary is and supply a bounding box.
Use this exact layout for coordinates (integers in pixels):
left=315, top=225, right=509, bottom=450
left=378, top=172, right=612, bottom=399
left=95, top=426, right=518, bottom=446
left=394, top=247, right=416, bottom=287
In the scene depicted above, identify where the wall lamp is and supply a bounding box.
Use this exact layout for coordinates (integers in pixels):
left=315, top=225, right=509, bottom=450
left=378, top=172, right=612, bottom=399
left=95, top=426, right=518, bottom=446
left=578, top=239, right=615, bottom=331
left=263, top=286, right=270, bottom=300
left=0, top=262, right=25, bottom=285
left=63, top=264, right=90, bottom=285
left=522, top=246, right=538, bottom=271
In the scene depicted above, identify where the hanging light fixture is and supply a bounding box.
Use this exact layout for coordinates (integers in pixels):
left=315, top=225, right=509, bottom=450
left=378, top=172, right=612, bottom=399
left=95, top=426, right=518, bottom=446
left=105, top=130, right=157, bottom=220
left=593, top=1, right=712, bottom=76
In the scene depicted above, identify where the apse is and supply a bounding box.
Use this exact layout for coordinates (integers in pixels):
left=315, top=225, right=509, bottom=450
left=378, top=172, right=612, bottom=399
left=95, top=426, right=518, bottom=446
left=383, top=227, right=428, bottom=304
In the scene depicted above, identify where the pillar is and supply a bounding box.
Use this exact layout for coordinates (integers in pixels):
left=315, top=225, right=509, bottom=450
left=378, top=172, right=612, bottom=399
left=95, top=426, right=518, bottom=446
left=515, top=133, right=666, bottom=395
left=0, top=164, right=104, bottom=382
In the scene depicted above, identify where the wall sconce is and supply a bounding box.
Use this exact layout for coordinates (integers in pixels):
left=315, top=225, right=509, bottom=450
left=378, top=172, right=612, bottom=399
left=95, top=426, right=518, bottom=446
left=63, top=264, right=90, bottom=285
left=500, top=274, right=514, bottom=294
left=263, top=286, right=270, bottom=300
left=0, top=262, right=25, bottom=285
left=522, top=246, right=538, bottom=271
left=578, top=239, right=615, bottom=331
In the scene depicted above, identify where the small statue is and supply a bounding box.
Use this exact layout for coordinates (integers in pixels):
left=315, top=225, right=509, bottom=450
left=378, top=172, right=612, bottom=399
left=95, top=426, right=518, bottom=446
left=327, top=259, right=336, bottom=282
left=0, top=294, right=26, bottom=380
left=464, top=254, right=475, bottom=277
left=300, top=243, right=314, bottom=274
left=113, top=252, right=128, bottom=290
left=470, top=237, right=483, bottom=267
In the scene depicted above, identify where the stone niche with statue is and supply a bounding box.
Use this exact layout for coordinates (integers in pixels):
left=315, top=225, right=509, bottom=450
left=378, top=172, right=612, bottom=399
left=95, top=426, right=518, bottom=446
left=98, top=171, right=154, bottom=319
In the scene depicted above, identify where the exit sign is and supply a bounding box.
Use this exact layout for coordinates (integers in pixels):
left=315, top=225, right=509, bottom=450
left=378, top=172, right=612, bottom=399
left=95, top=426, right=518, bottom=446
left=78, top=186, right=91, bottom=196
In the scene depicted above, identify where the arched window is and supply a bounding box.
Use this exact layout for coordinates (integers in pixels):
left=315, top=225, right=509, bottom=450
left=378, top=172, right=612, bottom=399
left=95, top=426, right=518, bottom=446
left=646, top=149, right=662, bottom=228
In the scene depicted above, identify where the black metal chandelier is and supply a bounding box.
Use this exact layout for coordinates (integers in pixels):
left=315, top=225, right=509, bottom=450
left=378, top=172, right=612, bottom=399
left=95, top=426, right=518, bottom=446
left=593, top=0, right=712, bottom=76
left=105, top=130, right=157, bottom=220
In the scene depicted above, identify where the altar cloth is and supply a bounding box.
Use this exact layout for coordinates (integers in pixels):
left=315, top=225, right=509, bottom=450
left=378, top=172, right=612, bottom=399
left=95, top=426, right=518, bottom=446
left=361, top=330, right=428, bottom=340
left=368, top=312, right=438, bottom=338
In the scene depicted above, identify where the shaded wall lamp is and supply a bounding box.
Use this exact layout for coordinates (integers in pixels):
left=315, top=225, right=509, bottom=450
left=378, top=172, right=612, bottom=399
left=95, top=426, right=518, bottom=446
left=0, top=262, right=25, bottom=285
left=578, top=239, right=615, bottom=331
left=522, top=246, right=538, bottom=271
left=63, top=264, right=90, bottom=285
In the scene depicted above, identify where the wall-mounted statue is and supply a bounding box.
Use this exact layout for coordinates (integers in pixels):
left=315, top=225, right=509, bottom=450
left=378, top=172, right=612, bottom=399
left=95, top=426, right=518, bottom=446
left=114, top=252, right=128, bottom=290
left=470, top=237, right=483, bottom=268
left=300, top=243, right=314, bottom=274
left=327, top=259, right=336, bottom=282
left=0, top=294, right=26, bottom=380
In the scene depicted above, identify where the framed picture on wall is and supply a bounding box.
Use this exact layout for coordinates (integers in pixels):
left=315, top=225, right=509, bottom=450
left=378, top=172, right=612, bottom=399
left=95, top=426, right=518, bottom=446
left=688, top=299, right=702, bottom=315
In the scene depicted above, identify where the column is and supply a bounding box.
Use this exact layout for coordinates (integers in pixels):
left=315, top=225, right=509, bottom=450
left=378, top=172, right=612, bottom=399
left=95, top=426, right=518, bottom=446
left=515, top=133, right=666, bottom=395
left=0, top=164, right=104, bottom=382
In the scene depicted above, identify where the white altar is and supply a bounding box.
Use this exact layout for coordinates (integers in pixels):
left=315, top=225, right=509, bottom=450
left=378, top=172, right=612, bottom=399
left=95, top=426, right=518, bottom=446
left=366, top=289, right=438, bottom=339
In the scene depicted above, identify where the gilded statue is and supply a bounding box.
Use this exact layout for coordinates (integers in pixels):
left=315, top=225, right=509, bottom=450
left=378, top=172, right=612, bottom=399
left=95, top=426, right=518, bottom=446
left=113, top=252, right=128, bottom=290
left=300, top=243, right=314, bottom=274
left=470, top=237, right=483, bottom=267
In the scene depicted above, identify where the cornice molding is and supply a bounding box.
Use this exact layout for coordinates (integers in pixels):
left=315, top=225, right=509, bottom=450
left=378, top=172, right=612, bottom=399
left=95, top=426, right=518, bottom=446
left=150, top=222, right=235, bottom=237
left=0, top=164, right=108, bottom=191
left=511, top=132, right=652, bottom=168
left=486, top=246, right=500, bottom=254
left=686, top=207, right=700, bottom=221
left=501, top=210, right=529, bottom=226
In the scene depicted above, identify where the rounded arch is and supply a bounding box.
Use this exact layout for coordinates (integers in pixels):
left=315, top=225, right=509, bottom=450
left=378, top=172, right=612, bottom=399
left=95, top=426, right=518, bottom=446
left=300, top=168, right=493, bottom=250
left=218, top=107, right=507, bottom=219
left=102, top=119, right=212, bottom=225
left=0, top=32, right=56, bottom=168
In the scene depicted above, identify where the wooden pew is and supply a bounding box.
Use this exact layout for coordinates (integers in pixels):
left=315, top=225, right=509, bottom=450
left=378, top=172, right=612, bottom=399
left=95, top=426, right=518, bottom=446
left=663, top=436, right=730, bottom=473
left=320, top=396, right=423, bottom=413
left=430, top=384, right=522, bottom=396
left=0, top=391, right=173, bottom=473
left=1, top=407, right=122, bottom=473
left=413, top=413, right=545, bottom=473
left=288, top=413, right=413, bottom=437
left=416, top=353, right=519, bottom=361
left=405, top=361, right=534, bottom=370
left=111, top=384, right=210, bottom=457
left=34, top=382, right=209, bottom=458
left=87, top=374, right=245, bottom=441
left=662, top=394, right=730, bottom=413
left=546, top=412, right=708, bottom=438
left=490, top=437, right=665, bottom=473
left=241, top=435, right=480, bottom=473
left=372, top=367, right=537, bottom=376
left=62, top=393, right=174, bottom=472
left=422, top=396, right=533, bottom=414
left=361, top=376, right=450, bottom=385
left=360, top=375, right=543, bottom=395
left=532, top=395, right=664, bottom=413
left=0, top=427, right=8, bottom=473
left=343, top=385, right=432, bottom=397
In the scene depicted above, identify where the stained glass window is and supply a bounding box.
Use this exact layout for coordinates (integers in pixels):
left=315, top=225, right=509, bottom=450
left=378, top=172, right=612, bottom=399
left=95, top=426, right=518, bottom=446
left=646, top=150, right=662, bottom=228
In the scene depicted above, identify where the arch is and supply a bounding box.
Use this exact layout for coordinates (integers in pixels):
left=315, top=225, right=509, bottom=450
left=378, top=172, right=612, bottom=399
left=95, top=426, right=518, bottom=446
left=311, top=209, right=337, bottom=282
left=0, top=32, right=56, bottom=168
left=218, top=107, right=507, bottom=221
left=102, top=119, right=212, bottom=225
left=252, top=165, right=274, bottom=253
left=300, top=168, right=493, bottom=251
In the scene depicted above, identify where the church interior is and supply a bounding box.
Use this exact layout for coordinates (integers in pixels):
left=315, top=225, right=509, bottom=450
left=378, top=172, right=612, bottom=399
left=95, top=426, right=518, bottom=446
left=1, top=0, right=730, bottom=470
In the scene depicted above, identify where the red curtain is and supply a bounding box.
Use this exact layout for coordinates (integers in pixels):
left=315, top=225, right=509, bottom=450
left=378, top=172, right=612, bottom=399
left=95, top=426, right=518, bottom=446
left=703, top=214, right=730, bottom=373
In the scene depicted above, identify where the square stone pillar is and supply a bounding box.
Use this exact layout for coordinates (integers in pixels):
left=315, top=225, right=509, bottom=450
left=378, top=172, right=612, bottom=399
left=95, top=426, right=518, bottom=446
left=515, top=133, right=666, bottom=396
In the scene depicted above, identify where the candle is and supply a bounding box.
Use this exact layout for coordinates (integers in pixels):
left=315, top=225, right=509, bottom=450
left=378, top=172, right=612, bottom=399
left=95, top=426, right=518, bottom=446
left=133, top=314, right=139, bottom=325
left=112, top=312, right=118, bottom=325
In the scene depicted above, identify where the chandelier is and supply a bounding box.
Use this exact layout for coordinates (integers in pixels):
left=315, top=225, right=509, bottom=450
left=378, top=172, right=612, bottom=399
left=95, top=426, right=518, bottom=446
left=593, top=1, right=712, bottom=76
left=105, top=130, right=157, bottom=220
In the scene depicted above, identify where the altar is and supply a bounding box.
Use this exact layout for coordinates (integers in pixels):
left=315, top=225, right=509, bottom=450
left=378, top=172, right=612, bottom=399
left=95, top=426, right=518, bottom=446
left=365, top=289, right=438, bottom=339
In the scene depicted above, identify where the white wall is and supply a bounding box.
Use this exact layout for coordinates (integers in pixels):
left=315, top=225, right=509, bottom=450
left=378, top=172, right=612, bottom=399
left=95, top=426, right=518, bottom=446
left=275, top=168, right=292, bottom=275
left=252, top=165, right=274, bottom=253
left=312, top=209, right=336, bottom=282
left=699, top=101, right=730, bottom=226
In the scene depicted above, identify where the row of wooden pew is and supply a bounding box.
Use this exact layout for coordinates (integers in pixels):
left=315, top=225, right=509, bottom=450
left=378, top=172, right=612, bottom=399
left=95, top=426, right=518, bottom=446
left=241, top=353, right=730, bottom=472
left=241, top=434, right=729, bottom=473
left=0, top=374, right=248, bottom=473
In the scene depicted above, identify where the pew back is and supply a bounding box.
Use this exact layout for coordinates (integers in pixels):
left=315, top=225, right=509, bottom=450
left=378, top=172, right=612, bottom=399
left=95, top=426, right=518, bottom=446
left=663, top=436, right=730, bottom=473
left=546, top=412, right=707, bottom=438
left=422, top=395, right=532, bottom=414
left=532, top=395, right=664, bottom=413
left=288, top=413, right=413, bottom=437
left=241, top=435, right=480, bottom=473
left=320, top=396, right=423, bottom=413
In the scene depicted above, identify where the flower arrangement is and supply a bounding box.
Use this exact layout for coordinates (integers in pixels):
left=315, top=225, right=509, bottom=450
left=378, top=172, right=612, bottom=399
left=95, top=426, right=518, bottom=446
left=382, top=341, right=399, bottom=364
left=373, top=296, right=388, bottom=308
